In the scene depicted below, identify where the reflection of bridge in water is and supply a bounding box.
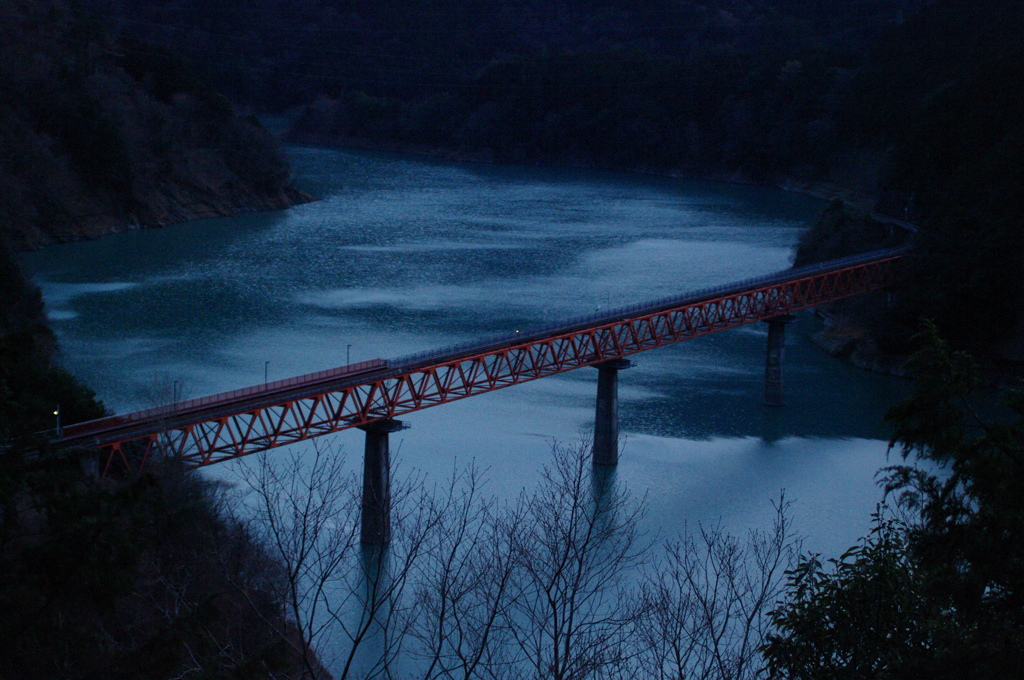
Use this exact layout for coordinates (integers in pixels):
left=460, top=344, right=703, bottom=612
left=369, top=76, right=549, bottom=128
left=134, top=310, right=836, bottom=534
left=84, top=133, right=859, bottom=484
left=56, top=246, right=907, bottom=542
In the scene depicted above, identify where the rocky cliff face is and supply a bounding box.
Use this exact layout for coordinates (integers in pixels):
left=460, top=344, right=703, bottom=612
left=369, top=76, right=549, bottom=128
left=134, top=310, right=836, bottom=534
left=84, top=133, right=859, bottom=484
left=0, top=0, right=311, bottom=250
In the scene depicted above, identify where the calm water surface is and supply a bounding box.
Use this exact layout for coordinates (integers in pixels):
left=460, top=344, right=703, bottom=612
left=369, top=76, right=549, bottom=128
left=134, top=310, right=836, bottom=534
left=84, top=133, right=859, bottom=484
left=22, top=147, right=910, bottom=556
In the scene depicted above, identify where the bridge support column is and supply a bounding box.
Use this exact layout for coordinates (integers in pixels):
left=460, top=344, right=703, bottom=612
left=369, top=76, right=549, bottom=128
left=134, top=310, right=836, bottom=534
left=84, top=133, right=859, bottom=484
left=764, top=315, right=796, bottom=407
left=357, top=419, right=407, bottom=545
left=593, top=359, right=632, bottom=466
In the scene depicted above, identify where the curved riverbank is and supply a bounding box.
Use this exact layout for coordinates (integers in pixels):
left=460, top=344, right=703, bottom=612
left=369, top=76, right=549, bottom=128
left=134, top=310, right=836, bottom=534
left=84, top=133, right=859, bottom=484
left=11, top=182, right=315, bottom=252
left=288, top=131, right=883, bottom=215
left=21, top=145, right=910, bottom=561
left=0, top=0, right=315, bottom=252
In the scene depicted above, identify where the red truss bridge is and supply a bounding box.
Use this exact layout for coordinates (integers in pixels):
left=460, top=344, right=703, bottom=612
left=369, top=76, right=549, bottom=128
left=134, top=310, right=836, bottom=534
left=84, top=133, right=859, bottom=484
left=56, top=246, right=907, bottom=475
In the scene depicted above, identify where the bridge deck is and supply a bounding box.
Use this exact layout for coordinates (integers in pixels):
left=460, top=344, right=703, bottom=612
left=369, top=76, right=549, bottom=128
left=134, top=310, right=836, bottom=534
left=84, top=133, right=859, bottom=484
left=53, top=246, right=908, bottom=473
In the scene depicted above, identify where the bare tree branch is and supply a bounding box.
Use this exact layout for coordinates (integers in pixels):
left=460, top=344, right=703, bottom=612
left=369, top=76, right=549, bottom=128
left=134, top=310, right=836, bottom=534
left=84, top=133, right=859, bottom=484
left=639, top=494, right=800, bottom=680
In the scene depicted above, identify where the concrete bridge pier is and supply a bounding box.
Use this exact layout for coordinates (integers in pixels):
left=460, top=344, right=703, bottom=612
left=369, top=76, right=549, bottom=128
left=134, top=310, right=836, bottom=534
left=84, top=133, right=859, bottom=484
left=763, top=315, right=796, bottom=407
left=357, top=419, right=408, bottom=545
left=592, top=358, right=632, bottom=466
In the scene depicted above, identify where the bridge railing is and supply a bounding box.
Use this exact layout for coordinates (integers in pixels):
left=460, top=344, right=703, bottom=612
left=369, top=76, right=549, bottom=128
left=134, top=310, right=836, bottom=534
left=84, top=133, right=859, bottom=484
left=55, top=245, right=908, bottom=444
left=61, top=358, right=388, bottom=438
left=387, top=245, right=910, bottom=371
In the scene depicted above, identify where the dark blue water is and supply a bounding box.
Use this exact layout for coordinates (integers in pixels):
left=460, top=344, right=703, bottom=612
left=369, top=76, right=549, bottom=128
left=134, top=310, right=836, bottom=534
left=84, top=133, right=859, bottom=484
left=22, top=146, right=910, bottom=557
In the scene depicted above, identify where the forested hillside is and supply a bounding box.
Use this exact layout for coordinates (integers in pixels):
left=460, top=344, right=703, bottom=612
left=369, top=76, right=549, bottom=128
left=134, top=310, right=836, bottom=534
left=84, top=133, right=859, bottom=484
left=793, top=0, right=1024, bottom=358
left=72, top=0, right=917, bottom=107
left=0, top=8, right=320, bottom=670
left=63, top=0, right=1024, bottom=359
left=1, top=222, right=312, bottom=680
left=0, top=0, right=308, bottom=249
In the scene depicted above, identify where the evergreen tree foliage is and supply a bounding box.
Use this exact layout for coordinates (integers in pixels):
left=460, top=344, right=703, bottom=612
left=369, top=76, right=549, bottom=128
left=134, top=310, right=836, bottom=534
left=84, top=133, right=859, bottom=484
left=0, top=0, right=303, bottom=249
left=0, top=452, right=303, bottom=679
left=0, top=237, right=105, bottom=440
left=0, top=242, right=305, bottom=679
left=764, top=324, right=1024, bottom=678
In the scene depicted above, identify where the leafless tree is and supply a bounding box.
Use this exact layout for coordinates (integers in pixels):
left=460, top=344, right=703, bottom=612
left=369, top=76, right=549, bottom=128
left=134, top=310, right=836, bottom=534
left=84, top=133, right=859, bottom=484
left=408, top=462, right=524, bottom=680
left=508, top=440, right=651, bottom=680
left=638, top=496, right=799, bottom=680
left=233, top=440, right=442, bottom=680
left=328, top=471, right=440, bottom=680
left=233, top=438, right=799, bottom=680
left=234, top=441, right=360, bottom=679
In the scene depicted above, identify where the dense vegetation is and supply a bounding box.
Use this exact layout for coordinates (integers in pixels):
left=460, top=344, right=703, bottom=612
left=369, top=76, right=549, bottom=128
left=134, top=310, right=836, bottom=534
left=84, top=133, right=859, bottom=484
left=66, top=0, right=1024, bottom=360
left=72, top=1, right=920, bottom=115
left=0, top=3, right=318, bottom=674
left=0, top=240, right=104, bottom=439
left=0, top=452, right=311, bottom=679
left=1, top=229, right=315, bottom=678
left=76, top=0, right=924, bottom=179
left=764, top=325, right=1024, bottom=677
left=0, top=0, right=306, bottom=249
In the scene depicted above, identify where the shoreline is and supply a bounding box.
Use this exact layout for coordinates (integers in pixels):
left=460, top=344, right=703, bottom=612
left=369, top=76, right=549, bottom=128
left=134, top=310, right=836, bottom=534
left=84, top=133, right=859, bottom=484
left=288, top=137, right=927, bottom=380
left=15, top=136, right=921, bottom=380
left=809, top=311, right=911, bottom=379
left=15, top=135, right=889, bottom=254
left=286, top=132, right=882, bottom=215
left=10, top=184, right=315, bottom=252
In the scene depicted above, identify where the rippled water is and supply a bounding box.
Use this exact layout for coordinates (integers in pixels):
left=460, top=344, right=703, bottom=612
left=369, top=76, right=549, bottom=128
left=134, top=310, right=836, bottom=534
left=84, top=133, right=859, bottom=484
left=22, top=146, right=911, bottom=556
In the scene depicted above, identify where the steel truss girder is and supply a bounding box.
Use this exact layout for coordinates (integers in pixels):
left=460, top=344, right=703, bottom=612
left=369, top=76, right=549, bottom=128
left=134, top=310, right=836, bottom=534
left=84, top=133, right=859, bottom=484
left=96, top=255, right=901, bottom=473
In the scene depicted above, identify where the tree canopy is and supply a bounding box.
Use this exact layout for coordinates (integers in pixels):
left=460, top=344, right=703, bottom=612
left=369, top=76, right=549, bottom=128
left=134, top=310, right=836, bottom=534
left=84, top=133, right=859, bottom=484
left=764, top=323, right=1024, bottom=678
